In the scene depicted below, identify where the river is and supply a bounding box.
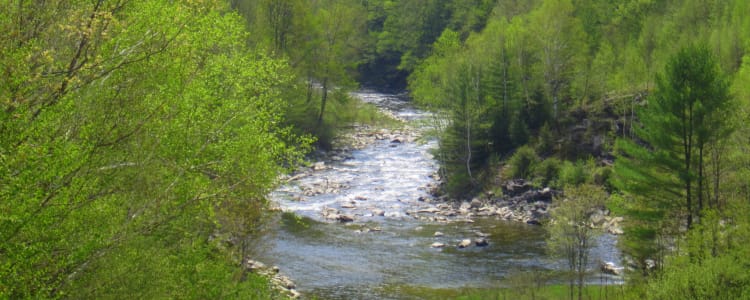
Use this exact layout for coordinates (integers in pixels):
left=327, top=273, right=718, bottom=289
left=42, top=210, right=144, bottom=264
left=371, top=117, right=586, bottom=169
left=255, top=91, right=621, bottom=299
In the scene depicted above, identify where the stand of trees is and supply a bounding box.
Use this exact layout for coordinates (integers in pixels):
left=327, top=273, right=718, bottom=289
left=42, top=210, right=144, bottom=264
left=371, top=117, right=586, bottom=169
left=408, top=0, right=750, bottom=298
left=1, top=1, right=309, bottom=298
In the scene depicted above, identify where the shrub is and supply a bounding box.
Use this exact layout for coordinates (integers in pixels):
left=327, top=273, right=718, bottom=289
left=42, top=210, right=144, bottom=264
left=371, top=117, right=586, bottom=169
left=558, top=160, right=587, bottom=187
left=534, top=157, right=562, bottom=187
left=506, top=146, right=539, bottom=180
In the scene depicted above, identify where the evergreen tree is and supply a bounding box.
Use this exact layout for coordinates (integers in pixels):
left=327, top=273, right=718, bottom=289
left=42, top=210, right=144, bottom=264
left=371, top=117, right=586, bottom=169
left=614, top=45, right=733, bottom=247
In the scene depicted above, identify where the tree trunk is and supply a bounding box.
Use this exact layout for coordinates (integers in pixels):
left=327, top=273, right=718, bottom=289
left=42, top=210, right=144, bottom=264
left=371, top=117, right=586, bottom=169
left=711, top=147, right=721, bottom=209
left=317, top=77, right=329, bottom=128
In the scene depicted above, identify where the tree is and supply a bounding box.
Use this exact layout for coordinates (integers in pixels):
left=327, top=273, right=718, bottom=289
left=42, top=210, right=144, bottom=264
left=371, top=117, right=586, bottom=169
left=0, top=1, right=308, bottom=297
left=614, top=45, right=733, bottom=231
left=529, top=0, right=587, bottom=123
left=547, top=184, right=607, bottom=300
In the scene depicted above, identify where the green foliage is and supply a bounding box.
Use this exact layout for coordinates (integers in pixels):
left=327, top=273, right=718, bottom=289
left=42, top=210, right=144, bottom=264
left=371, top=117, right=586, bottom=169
left=646, top=204, right=750, bottom=299
left=647, top=253, right=750, bottom=300
left=0, top=1, right=308, bottom=298
left=506, top=146, right=539, bottom=181
left=614, top=44, right=734, bottom=234
left=534, top=157, right=562, bottom=187
left=558, top=160, right=587, bottom=188
left=547, top=184, right=608, bottom=300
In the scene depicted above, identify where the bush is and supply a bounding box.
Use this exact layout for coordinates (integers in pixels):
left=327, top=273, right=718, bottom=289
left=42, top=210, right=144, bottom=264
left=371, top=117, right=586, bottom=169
left=592, top=165, right=613, bottom=188
left=534, top=157, right=562, bottom=187
left=558, top=160, right=587, bottom=187
left=506, top=146, right=539, bottom=180
left=647, top=252, right=750, bottom=300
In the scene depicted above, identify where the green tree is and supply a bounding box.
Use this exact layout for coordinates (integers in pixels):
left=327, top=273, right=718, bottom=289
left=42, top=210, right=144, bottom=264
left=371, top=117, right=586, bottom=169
left=529, top=0, right=588, bottom=123
left=547, top=184, right=607, bottom=300
left=0, top=1, right=308, bottom=297
left=614, top=45, right=733, bottom=234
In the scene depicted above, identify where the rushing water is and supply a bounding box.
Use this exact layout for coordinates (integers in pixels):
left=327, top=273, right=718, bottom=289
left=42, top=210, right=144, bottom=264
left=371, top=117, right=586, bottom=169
left=255, top=91, right=621, bottom=299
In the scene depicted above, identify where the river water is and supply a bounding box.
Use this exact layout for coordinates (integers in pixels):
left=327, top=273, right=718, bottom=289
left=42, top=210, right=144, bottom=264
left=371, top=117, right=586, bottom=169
left=255, top=91, right=621, bottom=299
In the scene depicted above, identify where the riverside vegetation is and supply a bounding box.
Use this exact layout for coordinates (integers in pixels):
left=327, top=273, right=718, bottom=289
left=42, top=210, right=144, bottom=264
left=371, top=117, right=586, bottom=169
left=2, top=0, right=750, bottom=299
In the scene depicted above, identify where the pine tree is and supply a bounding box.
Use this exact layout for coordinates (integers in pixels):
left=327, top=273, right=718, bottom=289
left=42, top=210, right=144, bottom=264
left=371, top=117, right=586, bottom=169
left=614, top=44, right=733, bottom=243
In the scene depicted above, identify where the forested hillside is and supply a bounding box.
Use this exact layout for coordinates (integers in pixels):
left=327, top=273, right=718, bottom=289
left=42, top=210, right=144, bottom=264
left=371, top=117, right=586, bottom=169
left=404, top=0, right=750, bottom=298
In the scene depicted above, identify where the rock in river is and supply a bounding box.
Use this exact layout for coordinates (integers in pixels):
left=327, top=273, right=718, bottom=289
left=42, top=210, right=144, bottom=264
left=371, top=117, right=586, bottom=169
left=600, top=261, right=624, bottom=276
left=338, top=214, right=355, bottom=223
left=431, top=242, right=446, bottom=248
left=458, top=239, right=472, bottom=248
left=474, top=238, right=489, bottom=247
left=312, top=161, right=326, bottom=171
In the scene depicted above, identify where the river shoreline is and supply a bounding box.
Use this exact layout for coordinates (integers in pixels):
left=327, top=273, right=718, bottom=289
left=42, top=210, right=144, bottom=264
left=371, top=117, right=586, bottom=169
left=254, top=91, right=623, bottom=299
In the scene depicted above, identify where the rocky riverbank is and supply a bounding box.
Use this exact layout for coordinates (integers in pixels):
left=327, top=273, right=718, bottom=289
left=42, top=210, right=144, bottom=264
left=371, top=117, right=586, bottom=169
left=278, top=123, right=624, bottom=237
left=244, top=259, right=300, bottom=298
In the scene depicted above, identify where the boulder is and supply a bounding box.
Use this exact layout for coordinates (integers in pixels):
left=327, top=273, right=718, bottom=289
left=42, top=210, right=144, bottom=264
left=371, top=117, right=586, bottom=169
left=470, top=198, right=483, bottom=209
left=338, top=214, right=355, bottom=223
left=600, top=261, right=623, bottom=276
left=590, top=210, right=606, bottom=226
left=312, top=161, right=326, bottom=171
left=458, top=239, right=472, bottom=248
left=608, top=225, right=624, bottom=235
left=504, top=179, right=533, bottom=196
left=371, top=209, right=385, bottom=216
left=341, top=202, right=355, bottom=209
left=433, top=231, right=444, bottom=237
left=475, top=238, right=489, bottom=247
left=439, top=210, right=457, bottom=217
left=418, top=207, right=440, bottom=213
left=431, top=242, right=446, bottom=248
left=244, top=259, right=266, bottom=272
left=276, top=275, right=296, bottom=289
left=645, top=259, right=656, bottom=270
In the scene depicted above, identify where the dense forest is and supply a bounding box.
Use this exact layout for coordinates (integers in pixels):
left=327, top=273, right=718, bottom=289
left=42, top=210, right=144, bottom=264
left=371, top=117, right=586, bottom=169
left=2, top=0, right=750, bottom=299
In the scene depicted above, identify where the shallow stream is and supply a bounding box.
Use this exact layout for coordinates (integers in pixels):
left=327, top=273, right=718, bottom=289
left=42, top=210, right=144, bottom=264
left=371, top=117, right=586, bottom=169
left=255, top=91, right=621, bottom=299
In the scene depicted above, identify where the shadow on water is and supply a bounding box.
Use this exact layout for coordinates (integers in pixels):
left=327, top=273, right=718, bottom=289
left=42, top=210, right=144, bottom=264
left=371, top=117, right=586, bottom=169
left=255, top=91, right=622, bottom=299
